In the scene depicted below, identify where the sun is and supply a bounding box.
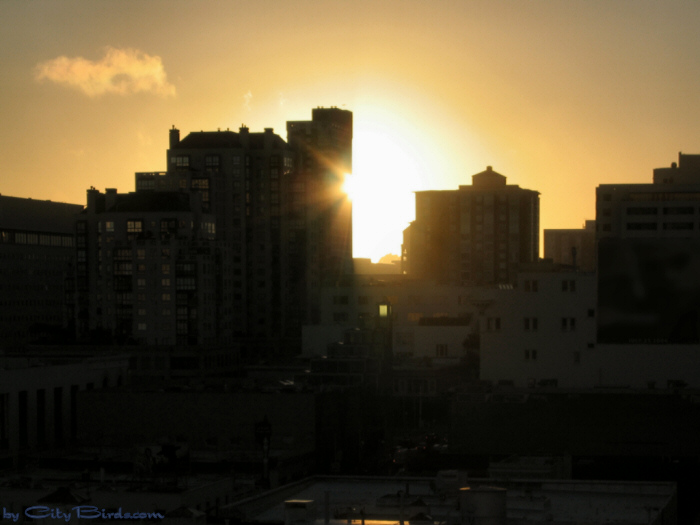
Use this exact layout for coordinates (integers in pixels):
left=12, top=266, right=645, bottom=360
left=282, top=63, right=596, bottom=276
left=348, top=116, right=431, bottom=262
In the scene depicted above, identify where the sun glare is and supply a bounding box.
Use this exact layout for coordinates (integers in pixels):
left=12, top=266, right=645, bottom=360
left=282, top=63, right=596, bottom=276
left=350, top=117, right=430, bottom=262
left=342, top=173, right=357, bottom=201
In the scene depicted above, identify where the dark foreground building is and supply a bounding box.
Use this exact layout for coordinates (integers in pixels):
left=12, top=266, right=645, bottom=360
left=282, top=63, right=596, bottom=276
left=0, top=195, right=82, bottom=347
left=127, top=108, right=352, bottom=358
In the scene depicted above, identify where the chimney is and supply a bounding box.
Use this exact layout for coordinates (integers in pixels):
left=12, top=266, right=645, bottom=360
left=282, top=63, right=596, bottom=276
left=86, top=187, right=100, bottom=213
left=169, top=126, right=180, bottom=149
left=239, top=125, right=249, bottom=148
left=105, top=188, right=118, bottom=210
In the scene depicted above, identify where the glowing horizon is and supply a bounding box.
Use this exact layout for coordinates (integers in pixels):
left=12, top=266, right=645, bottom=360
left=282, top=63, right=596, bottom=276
left=3, top=1, right=700, bottom=262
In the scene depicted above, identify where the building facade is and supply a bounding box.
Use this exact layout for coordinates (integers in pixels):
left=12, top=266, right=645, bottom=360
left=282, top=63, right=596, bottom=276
left=75, top=189, right=226, bottom=346
left=130, top=108, right=352, bottom=357
left=402, top=166, right=539, bottom=285
left=596, top=152, right=700, bottom=344
left=0, top=196, right=82, bottom=348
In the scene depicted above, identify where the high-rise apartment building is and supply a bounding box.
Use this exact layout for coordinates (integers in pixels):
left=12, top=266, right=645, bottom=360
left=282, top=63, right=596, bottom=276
left=127, top=107, right=352, bottom=357
left=287, top=107, right=353, bottom=322
left=75, top=189, right=226, bottom=346
left=402, top=166, right=539, bottom=285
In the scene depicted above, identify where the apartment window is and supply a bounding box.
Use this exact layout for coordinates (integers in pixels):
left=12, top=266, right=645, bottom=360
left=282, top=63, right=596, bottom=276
left=161, top=278, right=171, bottom=287
left=524, top=279, right=539, bottom=292
left=127, top=220, right=143, bottom=233
left=588, top=308, right=595, bottom=317
left=561, top=317, right=576, bottom=331
left=436, top=344, right=448, bottom=357
left=358, top=296, right=369, bottom=305
left=562, top=279, right=576, bottom=292
left=162, top=264, right=170, bottom=275
left=173, top=155, right=189, bottom=168
left=663, top=206, right=694, bottom=215
left=333, top=295, right=349, bottom=305
left=627, top=223, right=657, bottom=231
left=525, top=349, right=537, bottom=361
left=105, top=221, right=115, bottom=232
left=191, top=178, right=210, bottom=189
left=487, top=317, right=501, bottom=331
left=524, top=317, right=538, bottom=331
left=138, top=323, right=147, bottom=331
left=177, top=277, right=196, bottom=290
left=205, top=155, right=220, bottom=167
left=626, top=207, right=658, bottom=215
left=663, top=222, right=694, bottom=230
left=162, top=293, right=171, bottom=301
left=333, top=312, right=349, bottom=323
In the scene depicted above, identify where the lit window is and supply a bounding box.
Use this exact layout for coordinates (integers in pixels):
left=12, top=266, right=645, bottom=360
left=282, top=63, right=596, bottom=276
left=127, top=220, right=143, bottom=233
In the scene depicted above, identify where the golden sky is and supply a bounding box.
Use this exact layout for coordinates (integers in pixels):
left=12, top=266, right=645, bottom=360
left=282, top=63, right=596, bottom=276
left=3, top=0, right=700, bottom=261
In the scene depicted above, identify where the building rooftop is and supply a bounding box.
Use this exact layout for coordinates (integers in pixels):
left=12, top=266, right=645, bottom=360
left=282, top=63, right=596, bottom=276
left=174, top=129, right=288, bottom=150
left=0, top=195, right=82, bottom=232
left=229, top=474, right=676, bottom=525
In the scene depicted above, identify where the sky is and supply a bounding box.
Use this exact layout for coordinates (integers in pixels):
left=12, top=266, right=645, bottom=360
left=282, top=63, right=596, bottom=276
left=3, top=1, right=700, bottom=261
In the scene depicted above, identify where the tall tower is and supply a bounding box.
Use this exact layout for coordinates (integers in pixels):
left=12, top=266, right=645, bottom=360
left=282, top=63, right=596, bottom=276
left=126, top=109, right=353, bottom=358
left=287, top=107, right=353, bottom=323
left=403, top=166, right=539, bottom=285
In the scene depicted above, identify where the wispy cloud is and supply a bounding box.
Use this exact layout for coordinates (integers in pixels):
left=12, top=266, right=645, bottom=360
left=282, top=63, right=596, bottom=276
left=35, top=47, right=176, bottom=98
left=243, top=90, right=253, bottom=111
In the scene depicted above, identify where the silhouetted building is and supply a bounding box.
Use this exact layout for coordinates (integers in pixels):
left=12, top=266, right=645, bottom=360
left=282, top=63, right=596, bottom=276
left=544, top=220, right=596, bottom=272
left=75, top=188, right=228, bottom=346
left=131, top=108, right=352, bottom=357
left=402, top=166, right=539, bottom=285
left=596, top=152, right=700, bottom=344
left=0, top=195, right=82, bottom=348
left=287, top=107, right=353, bottom=322
left=0, top=351, right=128, bottom=459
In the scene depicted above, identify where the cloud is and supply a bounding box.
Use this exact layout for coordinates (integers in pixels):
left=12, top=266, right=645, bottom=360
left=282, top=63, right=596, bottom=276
left=35, top=47, right=176, bottom=98
left=243, top=90, right=253, bottom=111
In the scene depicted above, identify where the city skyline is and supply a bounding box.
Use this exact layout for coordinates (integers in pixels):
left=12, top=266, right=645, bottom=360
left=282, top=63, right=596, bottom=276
left=4, top=1, right=700, bottom=261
